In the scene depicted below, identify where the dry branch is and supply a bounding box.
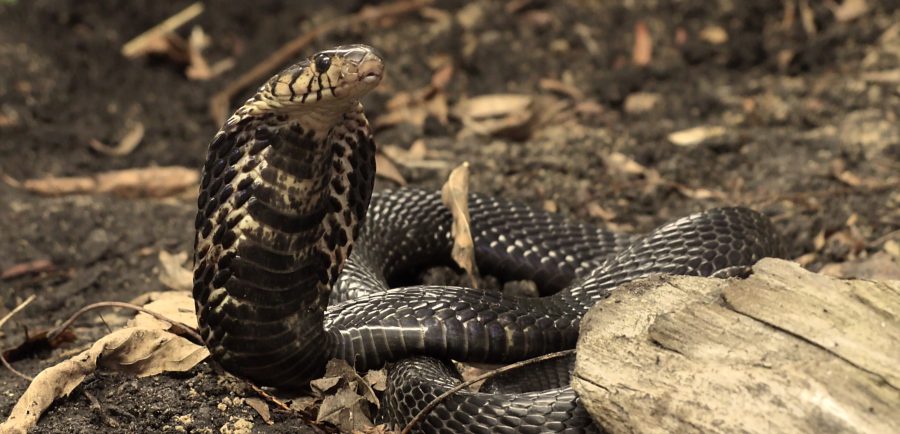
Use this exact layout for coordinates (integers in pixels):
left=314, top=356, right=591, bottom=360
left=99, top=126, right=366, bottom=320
left=121, top=3, right=205, bottom=58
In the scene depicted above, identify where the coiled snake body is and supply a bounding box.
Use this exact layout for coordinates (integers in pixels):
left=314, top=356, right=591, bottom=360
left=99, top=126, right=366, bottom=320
left=193, top=45, right=785, bottom=432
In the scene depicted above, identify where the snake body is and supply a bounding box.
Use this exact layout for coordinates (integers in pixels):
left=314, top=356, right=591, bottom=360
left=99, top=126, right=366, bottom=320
left=193, top=45, right=786, bottom=432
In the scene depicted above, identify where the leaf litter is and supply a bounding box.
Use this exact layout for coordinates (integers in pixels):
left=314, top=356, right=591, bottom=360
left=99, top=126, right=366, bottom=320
left=0, top=252, right=208, bottom=433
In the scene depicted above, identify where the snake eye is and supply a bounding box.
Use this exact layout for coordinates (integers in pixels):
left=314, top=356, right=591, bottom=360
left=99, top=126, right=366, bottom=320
left=314, top=54, right=331, bottom=73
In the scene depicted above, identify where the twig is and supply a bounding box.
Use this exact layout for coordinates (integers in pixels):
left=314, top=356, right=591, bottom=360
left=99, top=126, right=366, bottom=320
left=48, top=301, right=203, bottom=345
left=208, top=0, right=431, bottom=123
left=121, top=2, right=205, bottom=58
left=0, top=294, right=37, bottom=381
left=1, top=259, right=54, bottom=280
left=400, top=349, right=576, bottom=434
left=871, top=229, right=900, bottom=247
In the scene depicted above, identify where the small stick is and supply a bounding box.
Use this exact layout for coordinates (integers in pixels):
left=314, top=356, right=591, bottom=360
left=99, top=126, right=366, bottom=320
left=0, top=294, right=37, bottom=381
left=122, top=2, right=205, bottom=58
left=208, top=0, right=430, bottom=123
left=400, top=349, right=577, bottom=434
left=48, top=301, right=203, bottom=345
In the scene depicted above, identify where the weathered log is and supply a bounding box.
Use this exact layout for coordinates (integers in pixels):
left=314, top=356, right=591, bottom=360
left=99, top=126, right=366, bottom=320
left=572, top=258, right=900, bottom=434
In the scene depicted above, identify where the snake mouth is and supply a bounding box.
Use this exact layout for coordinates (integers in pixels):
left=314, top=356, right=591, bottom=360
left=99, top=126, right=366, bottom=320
left=341, top=47, right=384, bottom=90
left=356, top=50, right=385, bottom=84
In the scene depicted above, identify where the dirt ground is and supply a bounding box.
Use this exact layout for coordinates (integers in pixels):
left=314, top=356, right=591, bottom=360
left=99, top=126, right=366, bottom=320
left=1, top=0, right=898, bottom=432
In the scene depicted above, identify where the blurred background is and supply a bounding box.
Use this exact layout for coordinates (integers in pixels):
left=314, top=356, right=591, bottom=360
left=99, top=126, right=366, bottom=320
left=1, top=0, right=898, bottom=431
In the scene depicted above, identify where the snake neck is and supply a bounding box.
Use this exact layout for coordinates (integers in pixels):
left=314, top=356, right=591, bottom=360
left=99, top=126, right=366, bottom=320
left=193, top=102, right=375, bottom=387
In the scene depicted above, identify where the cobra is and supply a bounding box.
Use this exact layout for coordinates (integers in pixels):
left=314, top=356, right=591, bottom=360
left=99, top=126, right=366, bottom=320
left=192, top=44, right=785, bottom=433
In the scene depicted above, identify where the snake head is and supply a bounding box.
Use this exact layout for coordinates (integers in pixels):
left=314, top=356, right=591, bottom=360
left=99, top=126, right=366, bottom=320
left=259, top=44, right=384, bottom=110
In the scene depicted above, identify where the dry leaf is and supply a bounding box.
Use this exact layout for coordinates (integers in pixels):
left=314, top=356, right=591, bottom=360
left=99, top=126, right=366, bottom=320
left=364, top=369, right=387, bottom=392
left=374, top=153, right=407, bottom=185
left=699, top=26, right=728, bottom=44
left=186, top=26, right=213, bottom=80
left=130, top=290, right=198, bottom=331
left=312, top=359, right=379, bottom=405
left=667, top=125, right=727, bottom=146
left=244, top=397, right=273, bottom=425
left=820, top=252, right=900, bottom=280
left=543, top=200, right=558, bottom=213
left=813, top=229, right=827, bottom=251
left=430, top=63, right=454, bottom=90
left=353, top=424, right=393, bottom=434
left=124, top=32, right=190, bottom=62
left=0, top=327, right=208, bottom=434
left=288, top=396, right=319, bottom=415
left=454, top=94, right=531, bottom=119
left=675, top=185, right=726, bottom=200
left=158, top=250, right=193, bottom=291
left=453, top=94, right=536, bottom=139
left=0, top=107, right=20, bottom=128
left=832, top=0, right=869, bottom=22
left=632, top=21, right=653, bottom=66
left=18, top=166, right=198, bottom=198
left=317, top=388, right=374, bottom=432
left=862, top=69, right=900, bottom=83
left=89, top=122, right=145, bottom=157
left=441, top=162, right=478, bottom=287
left=604, top=152, right=663, bottom=188
left=312, top=359, right=381, bottom=432
left=539, top=78, right=584, bottom=100
left=425, top=91, right=449, bottom=125
left=587, top=202, right=616, bottom=221
left=799, top=0, right=816, bottom=35
left=383, top=140, right=427, bottom=163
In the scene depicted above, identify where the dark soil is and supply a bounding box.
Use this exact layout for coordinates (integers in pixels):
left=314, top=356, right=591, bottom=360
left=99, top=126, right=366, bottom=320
left=1, top=0, right=898, bottom=432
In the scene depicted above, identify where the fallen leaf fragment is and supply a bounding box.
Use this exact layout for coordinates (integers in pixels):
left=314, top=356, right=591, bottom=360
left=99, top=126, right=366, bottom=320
left=667, top=125, right=727, bottom=147
left=364, top=369, right=388, bottom=392
left=820, top=251, right=900, bottom=280
left=375, top=153, right=407, bottom=185
left=185, top=26, right=213, bottom=80
left=441, top=162, right=478, bottom=287
left=17, top=166, right=198, bottom=198
left=310, top=359, right=381, bottom=432
left=539, top=78, right=584, bottom=100
left=862, top=69, right=900, bottom=83
left=354, top=424, right=393, bottom=434
left=244, top=397, right=273, bottom=425
left=158, top=250, right=193, bottom=291
left=453, top=94, right=536, bottom=139
left=454, top=94, right=531, bottom=119
left=831, top=0, right=869, bottom=22
left=799, top=0, right=817, bottom=35
left=0, top=327, right=208, bottom=434
left=632, top=21, right=653, bottom=66
left=89, top=122, right=145, bottom=157
left=699, top=26, right=728, bottom=44
left=130, top=290, right=199, bottom=331
left=317, top=388, right=374, bottom=433
left=603, top=152, right=663, bottom=191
